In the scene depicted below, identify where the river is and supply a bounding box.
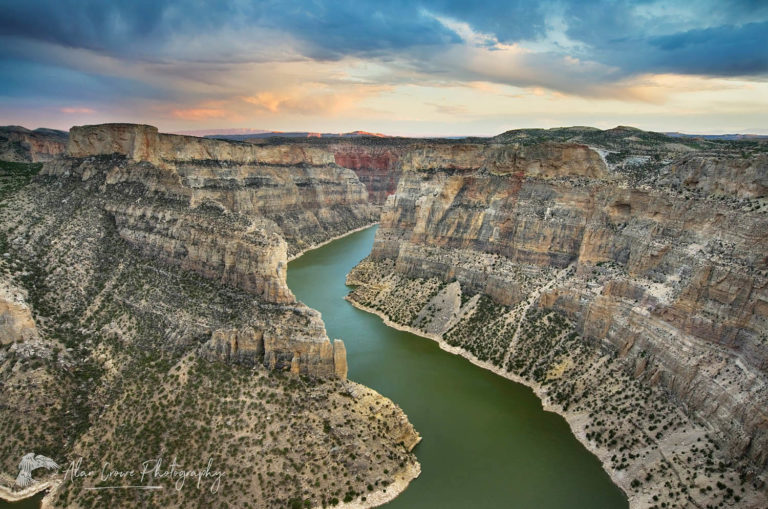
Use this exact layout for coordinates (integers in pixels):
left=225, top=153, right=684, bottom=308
left=0, top=225, right=627, bottom=509
left=287, top=225, right=627, bottom=509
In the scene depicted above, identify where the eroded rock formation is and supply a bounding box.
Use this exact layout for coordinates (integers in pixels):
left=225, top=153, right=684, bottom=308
left=32, top=122, right=377, bottom=378
left=348, top=132, right=768, bottom=507
left=0, top=123, right=423, bottom=508
left=0, top=281, right=38, bottom=345
left=0, top=126, right=67, bottom=162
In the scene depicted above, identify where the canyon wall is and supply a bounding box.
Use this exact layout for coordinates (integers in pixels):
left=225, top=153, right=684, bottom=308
left=0, top=131, right=419, bottom=508
left=0, top=126, right=67, bottom=162
left=63, top=124, right=377, bottom=256
left=348, top=136, right=768, bottom=507
left=328, top=139, right=605, bottom=205
left=34, top=122, right=380, bottom=377
left=331, top=142, right=402, bottom=204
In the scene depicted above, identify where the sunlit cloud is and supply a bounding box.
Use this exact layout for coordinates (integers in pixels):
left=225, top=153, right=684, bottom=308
left=171, top=107, right=233, bottom=121
left=0, top=0, right=765, bottom=134
left=60, top=107, right=95, bottom=114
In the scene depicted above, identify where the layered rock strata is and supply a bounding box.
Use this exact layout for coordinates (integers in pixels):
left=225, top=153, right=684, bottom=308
left=61, top=124, right=377, bottom=256
left=0, top=125, right=419, bottom=507
left=0, top=126, right=67, bottom=162
left=37, top=122, right=379, bottom=377
left=348, top=138, right=768, bottom=507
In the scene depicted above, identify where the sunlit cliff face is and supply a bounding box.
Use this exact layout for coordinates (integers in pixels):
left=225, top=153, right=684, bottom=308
left=1, top=0, right=766, bottom=135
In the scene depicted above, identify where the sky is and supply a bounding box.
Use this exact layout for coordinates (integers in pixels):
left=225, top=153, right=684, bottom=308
left=0, top=0, right=767, bottom=136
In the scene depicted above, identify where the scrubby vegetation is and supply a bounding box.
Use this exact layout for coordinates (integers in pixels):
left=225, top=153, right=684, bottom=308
left=0, top=165, right=416, bottom=507
left=347, top=258, right=766, bottom=508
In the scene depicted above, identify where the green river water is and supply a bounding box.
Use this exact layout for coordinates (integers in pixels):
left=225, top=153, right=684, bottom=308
left=287, top=225, right=627, bottom=509
left=1, top=225, right=627, bottom=508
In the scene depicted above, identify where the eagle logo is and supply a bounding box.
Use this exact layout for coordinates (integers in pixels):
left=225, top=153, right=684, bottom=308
left=15, top=453, right=60, bottom=488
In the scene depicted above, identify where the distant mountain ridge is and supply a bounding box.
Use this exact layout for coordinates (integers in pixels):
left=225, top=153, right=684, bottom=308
left=205, top=130, right=391, bottom=141
left=664, top=132, right=768, bottom=141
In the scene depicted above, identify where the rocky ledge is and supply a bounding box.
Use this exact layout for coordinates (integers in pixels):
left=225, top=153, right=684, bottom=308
left=34, top=123, right=384, bottom=377
left=0, top=126, right=419, bottom=508
left=348, top=134, right=768, bottom=508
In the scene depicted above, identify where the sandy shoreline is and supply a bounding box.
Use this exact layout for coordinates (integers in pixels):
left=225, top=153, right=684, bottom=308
left=344, top=296, right=631, bottom=503
left=288, top=223, right=378, bottom=262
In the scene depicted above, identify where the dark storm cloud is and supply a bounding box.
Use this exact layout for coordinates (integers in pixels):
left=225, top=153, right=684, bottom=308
left=0, top=0, right=464, bottom=61
left=561, top=0, right=768, bottom=77
left=1, top=0, right=765, bottom=73
left=0, top=1, right=171, bottom=52
left=646, top=22, right=768, bottom=75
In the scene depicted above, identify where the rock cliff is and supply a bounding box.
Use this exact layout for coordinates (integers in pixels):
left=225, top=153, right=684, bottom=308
left=0, top=126, right=67, bottom=162
left=348, top=130, right=768, bottom=507
left=0, top=124, right=419, bottom=507
left=26, top=122, right=381, bottom=378
left=331, top=143, right=402, bottom=204
left=60, top=124, right=377, bottom=256
left=0, top=280, right=38, bottom=345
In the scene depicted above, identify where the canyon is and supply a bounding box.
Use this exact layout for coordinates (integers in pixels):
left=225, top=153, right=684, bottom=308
left=0, top=124, right=415, bottom=508
left=346, top=128, right=768, bottom=507
left=1, top=123, right=766, bottom=508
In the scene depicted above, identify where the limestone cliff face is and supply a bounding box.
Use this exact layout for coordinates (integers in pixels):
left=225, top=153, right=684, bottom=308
left=659, top=153, right=768, bottom=199
left=326, top=140, right=606, bottom=206
left=63, top=124, right=376, bottom=256
left=68, top=124, right=335, bottom=166
left=397, top=141, right=607, bottom=177
left=0, top=281, right=38, bottom=345
left=0, top=126, right=67, bottom=162
left=38, top=123, right=369, bottom=377
left=364, top=140, right=768, bottom=474
left=104, top=203, right=294, bottom=304
left=332, top=143, right=401, bottom=204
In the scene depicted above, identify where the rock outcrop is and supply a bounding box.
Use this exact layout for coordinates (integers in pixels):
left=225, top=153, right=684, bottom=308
left=0, top=281, right=38, bottom=345
left=331, top=143, right=403, bottom=204
left=348, top=133, right=768, bottom=507
left=31, top=122, right=373, bottom=378
left=0, top=126, right=67, bottom=162
left=202, top=327, right=265, bottom=364
left=59, top=124, right=377, bottom=257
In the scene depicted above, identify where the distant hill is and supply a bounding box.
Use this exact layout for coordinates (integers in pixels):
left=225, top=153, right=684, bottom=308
left=493, top=125, right=768, bottom=149
left=173, top=128, right=274, bottom=137
left=207, top=130, right=391, bottom=142
left=664, top=132, right=768, bottom=141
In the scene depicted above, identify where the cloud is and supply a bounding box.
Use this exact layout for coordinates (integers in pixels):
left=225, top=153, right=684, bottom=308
left=0, top=56, right=168, bottom=101
left=171, top=107, right=232, bottom=121
left=1, top=0, right=766, bottom=133
left=646, top=22, right=768, bottom=75
left=561, top=0, right=768, bottom=77
left=60, top=107, right=95, bottom=114
left=0, top=1, right=462, bottom=62
left=241, top=82, right=390, bottom=116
